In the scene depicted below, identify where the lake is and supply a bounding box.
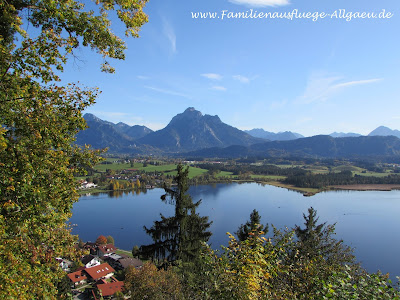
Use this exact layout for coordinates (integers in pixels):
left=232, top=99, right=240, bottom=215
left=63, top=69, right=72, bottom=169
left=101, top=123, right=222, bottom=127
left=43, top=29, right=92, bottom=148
left=70, top=183, right=400, bottom=278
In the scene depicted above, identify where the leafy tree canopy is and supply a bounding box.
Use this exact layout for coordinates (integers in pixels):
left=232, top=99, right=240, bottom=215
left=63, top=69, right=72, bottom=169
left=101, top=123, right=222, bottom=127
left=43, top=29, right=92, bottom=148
left=0, top=0, right=148, bottom=298
left=106, top=235, right=115, bottom=245
left=96, top=235, right=108, bottom=245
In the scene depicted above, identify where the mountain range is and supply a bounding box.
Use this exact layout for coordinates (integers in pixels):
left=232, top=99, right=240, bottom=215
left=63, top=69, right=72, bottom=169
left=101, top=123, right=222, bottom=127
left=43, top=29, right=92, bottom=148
left=185, top=135, right=400, bottom=159
left=244, top=129, right=303, bottom=141
left=76, top=108, right=400, bottom=158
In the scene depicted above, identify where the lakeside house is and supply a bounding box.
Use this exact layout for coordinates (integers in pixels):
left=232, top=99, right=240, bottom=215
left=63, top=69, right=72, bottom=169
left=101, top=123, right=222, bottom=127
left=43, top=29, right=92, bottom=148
left=79, top=181, right=98, bottom=189
left=64, top=242, right=143, bottom=297
left=84, top=263, right=115, bottom=281
left=97, top=244, right=117, bottom=257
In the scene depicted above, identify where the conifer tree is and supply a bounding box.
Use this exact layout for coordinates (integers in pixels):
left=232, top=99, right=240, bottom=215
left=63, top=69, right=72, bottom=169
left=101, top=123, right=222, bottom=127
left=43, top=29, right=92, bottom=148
left=140, top=164, right=212, bottom=267
left=236, top=209, right=269, bottom=241
left=294, top=207, right=355, bottom=265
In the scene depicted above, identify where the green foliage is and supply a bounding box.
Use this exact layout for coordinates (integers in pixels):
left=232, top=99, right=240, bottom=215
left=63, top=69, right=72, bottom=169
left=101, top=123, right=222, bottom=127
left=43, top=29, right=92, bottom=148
left=132, top=245, right=140, bottom=258
left=320, top=268, right=400, bottom=299
left=140, top=164, right=212, bottom=268
left=56, top=275, right=73, bottom=299
left=294, top=207, right=355, bottom=266
left=0, top=0, right=148, bottom=298
left=235, top=209, right=269, bottom=242
left=106, top=235, right=115, bottom=245
left=184, top=208, right=400, bottom=299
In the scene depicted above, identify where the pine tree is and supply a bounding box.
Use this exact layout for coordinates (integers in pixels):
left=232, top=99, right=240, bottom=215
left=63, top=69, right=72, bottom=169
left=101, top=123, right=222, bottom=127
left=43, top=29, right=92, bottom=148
left=294, top=207, right=356, bottom=267
left=236, top=209, right=269, bottom=241
left=140, top=164, right=212, bottom=267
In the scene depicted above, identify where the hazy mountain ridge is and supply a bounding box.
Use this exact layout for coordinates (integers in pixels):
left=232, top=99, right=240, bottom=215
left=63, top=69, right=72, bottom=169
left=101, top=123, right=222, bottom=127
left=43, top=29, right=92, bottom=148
left=185, top=135, right=400, bottom=159
left=245, top=128, right=303, bottom=141
left=368, top=126, right=400, bottom=139
left=76, top=109, right=400, bottom=158
left=76, top=113, right=153, bottom=152
left=329, top=132, right=362, bottom=138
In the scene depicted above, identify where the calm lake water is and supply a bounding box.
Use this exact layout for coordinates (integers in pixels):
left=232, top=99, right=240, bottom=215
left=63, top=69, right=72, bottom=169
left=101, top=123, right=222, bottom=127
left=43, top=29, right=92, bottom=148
left=70, top=183, right=400, bottom=278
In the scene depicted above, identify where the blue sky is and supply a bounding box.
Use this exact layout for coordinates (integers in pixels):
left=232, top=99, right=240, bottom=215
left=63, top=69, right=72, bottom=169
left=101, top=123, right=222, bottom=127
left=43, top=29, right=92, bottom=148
left=61, top=0, right=400, bottom=136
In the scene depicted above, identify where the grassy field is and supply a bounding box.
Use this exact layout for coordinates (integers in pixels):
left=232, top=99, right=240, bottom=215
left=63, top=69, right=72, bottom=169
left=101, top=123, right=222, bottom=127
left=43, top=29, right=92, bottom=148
left=94, top=161, right=132, bottom=172
left=353, top=171, right=393, bottom=177
left=115, top=248, right=133, bottom=258
left=215, top=171, right=234, bottom=178
left=164, top=166, right=209, bottom=179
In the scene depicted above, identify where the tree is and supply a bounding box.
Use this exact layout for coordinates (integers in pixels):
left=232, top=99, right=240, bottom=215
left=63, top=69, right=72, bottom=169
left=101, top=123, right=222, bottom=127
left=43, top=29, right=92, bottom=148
left=124, top=262, right=183, bottom=300
left=0, top=1, right=148, bottom=298
left=140, top=164, right=212, bottom=267
left=235, top=209, right=269, bottom=242
left=106, top=235, right=115, bottom=245
left=132, top=245, right=140, bottom=258
left=294, top=207, right=355, bottom=265
left=285, top=207, right=359, bottom=297
left=96, top=235, right=108, bottom=245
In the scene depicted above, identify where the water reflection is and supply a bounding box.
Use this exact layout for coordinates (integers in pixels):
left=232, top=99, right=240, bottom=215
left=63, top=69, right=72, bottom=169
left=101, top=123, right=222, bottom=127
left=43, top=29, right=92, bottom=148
left=70, top=183, right=400, bottom=279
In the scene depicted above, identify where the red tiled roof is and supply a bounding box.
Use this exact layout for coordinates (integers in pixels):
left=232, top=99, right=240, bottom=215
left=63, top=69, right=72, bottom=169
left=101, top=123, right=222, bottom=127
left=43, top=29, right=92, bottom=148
left=67, top=270, right=87, bottom=283
left=85, top=263, right=115, bottom=281
left=97, top=281, right=124, bottom=297
left=98, top=244, right=116, bottom=254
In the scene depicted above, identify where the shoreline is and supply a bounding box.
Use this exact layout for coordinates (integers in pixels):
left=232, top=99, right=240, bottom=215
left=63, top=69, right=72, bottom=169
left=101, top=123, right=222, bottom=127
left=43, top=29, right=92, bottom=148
left=330, top=184, right=400, bottom=191
left=262, top=182, right=400, bottom=196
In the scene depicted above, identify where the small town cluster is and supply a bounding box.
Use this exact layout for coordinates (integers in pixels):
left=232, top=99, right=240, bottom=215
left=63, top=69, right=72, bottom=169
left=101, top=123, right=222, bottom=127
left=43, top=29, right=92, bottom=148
left=57, top=242, right=143, bottom=299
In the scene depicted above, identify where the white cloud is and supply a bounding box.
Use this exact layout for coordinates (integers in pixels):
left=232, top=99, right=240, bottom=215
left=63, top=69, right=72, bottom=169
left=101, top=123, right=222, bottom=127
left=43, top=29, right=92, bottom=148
left=137, top=75, right=150, bottom=80
left=211, top=86, right=227, bottom=91
left=202, top=73, right=223, bottom=80
left=229, top=0, right=290, bottom=7
left=334, top=79, right=383, bottom=89
left=233, top=75, right=250, bottom=83
left=298, top=73, right=383, bottom=104
left=162, top=18, right=176, bottom=54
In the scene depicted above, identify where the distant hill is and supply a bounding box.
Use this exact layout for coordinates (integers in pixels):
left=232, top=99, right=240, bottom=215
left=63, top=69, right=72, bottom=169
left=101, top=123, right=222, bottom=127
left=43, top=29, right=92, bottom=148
left=75, top=113, right=153, bottom=152
left=184, top=135, right=400, bottom=159
left=329, top=132, right=362, bottom=138
left=368, top=126, right=400, bottom=139
left=245, top=128, right=303, bottom=141
left=137, top=107, right=262, bottom=152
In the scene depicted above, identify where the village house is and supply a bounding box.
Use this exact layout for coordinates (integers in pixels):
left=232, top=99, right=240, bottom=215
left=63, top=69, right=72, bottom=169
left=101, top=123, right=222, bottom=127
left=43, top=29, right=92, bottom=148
left=81, top=254, right=101, bottom=269
left=119, top=257, right=143, bottom=270
left=67, top=269, right=87, bottom=287
left=79, top=181, right=98, bottom=189
left=84, top=263, right=115, bottom=282
left=96, top=280, right=124, bottom=298
left=97, top=244, right=117, bottom=257
left=104, top=254, right=143, bottom=270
